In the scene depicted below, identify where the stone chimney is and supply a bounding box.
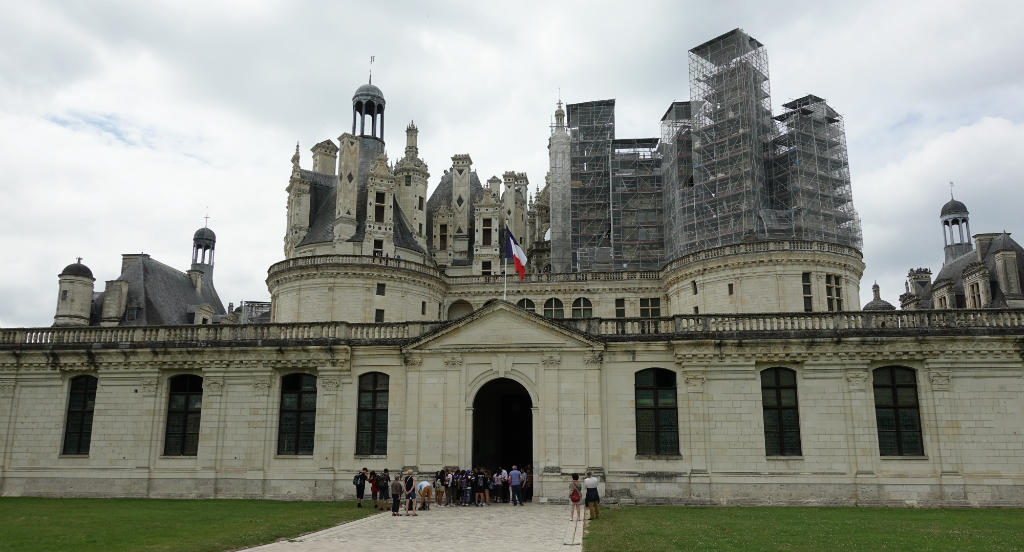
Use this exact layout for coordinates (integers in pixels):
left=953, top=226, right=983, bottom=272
left=311, top=140, right=338, bottom=175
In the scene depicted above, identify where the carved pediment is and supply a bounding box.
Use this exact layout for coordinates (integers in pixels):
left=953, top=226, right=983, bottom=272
left=402, top=301, right=604, bottom=353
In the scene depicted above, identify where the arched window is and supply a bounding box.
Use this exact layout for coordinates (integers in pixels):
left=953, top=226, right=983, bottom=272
left=164, top=375, right=203, bottom=456
left=516, top=298, right=535, bottom=312
left=634, top=368, right=678, bottom=456
left=760, top=368, right=801, bottom=456
left=543, top=298, right=564, bottom=319
left=873, top=366, right=923, bottom=456
left=571, top=297, right=593, bottom=318
left=62, top=375, right=97, bottom=455
left=278, top=373, right=317, bottom=455
left=357, top=372, right=389, bottom=455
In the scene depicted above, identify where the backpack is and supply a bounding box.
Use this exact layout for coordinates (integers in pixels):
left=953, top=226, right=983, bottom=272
left=352, top=474, right=361, bottom=486
left=570, top=488, right=581, bottom=502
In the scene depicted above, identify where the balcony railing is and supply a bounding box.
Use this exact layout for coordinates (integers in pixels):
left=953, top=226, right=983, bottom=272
left=4, top=309, right=1024, bottom=348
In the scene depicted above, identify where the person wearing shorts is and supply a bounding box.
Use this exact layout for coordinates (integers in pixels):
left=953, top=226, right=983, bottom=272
left=354, top=467, right=368, bottom=508
left=417, top=479, right=432, bottom=510
left=403, top=470, right=417, bottom=516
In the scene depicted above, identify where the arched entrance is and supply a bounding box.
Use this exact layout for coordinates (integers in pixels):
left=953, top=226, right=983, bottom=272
left=472, top=378, right=532, bottom=472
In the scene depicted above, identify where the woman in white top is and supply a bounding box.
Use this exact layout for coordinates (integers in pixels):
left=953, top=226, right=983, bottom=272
left=583, top=471, right=600, bottom=520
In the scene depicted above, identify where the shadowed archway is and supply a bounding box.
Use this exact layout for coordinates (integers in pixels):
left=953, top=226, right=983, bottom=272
left=472, top=378, right=532, bottom=473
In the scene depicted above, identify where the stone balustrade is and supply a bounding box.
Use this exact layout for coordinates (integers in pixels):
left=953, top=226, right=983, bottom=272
left=267, top=254, right=445, bottom=280
left=5, top=309, right=1024, bottom=348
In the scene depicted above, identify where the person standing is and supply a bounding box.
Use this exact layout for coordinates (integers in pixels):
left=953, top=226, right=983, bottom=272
left=404, top=469, right=418, bottom=516
left=509, top=465, right=524, bottom=506
left=354, top=467, right=368, bottom=508
left=389, top=474, right=403, bottom=516
left=378, top=469, right=391, bottom=511
left=583, top=471, right=600, bottom=520
left=568, top=473, right=583, bottom=521
left=368, top=470, right=379, bottom=510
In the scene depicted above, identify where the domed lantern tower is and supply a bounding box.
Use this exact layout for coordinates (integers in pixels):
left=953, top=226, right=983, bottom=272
left=352, top=82, right=386, bottom=141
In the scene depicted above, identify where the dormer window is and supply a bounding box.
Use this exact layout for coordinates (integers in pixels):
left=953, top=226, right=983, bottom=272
left=374, top=192, right=386, bottom=223
left=482, top=218, right=492, bottom=246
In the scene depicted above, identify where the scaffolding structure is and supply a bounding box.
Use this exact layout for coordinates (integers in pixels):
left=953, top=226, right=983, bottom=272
left=685, top=28, right=775, bottom=253
left=568, top=100, right=616, bottom=271
left=770, top=95, right=863, bottom=249
left=659, top=102, right=693, bottom=260
left=612, top=138, right=663, bottom=270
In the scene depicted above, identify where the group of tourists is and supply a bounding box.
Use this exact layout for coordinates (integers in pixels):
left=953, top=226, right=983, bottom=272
left=352, top=464, right=601, bottom=520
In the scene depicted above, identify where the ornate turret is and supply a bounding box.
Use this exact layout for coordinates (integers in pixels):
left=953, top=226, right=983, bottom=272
left=352, top=82, right=386, bottom=141
left=192, top=225, right=216, bottom=277
left=863, top=282, right=896, bottom=311
left=53, top=258, right=95, bottom=327
left=941, top=188, right=972, bottom=264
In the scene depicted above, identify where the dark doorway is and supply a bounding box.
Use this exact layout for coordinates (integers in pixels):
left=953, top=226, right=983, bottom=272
left=472, top=378, right=532, bottom=472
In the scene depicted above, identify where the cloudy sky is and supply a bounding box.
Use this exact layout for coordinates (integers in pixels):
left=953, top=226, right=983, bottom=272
left=2, top=1, right=1023, bottom=327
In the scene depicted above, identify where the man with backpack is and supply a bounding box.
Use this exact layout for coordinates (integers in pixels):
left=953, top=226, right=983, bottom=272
left=353, top=467, right=368, bottom=508
left=377, top=469, right=391, bottom=511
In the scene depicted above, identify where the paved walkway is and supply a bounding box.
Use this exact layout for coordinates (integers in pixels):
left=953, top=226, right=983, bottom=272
left=243, top=503, right=584, bottom=552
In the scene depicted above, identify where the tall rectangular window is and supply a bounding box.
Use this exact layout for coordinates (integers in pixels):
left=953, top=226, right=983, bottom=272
left=969, top=282, right=981, bottom=308
left=826, top=274, right=843, bottom=311
left=640, top=298, right=660, bottom=318
left=439, top=224, right=448, bottom=250
left=761, top=368, right=801, bottom=456
left=376, top=283, right=386, bottom=296
left=615, top=298, right=626, bottom=318
left=278, top=373, right=316, bottom=455
left=802, top=272, right=813, bottom=312
left=404, top=175, right=411, bottom=186
left=635, top=369, right=679, bottom=456
left=691, top=280, right=698, bottom=295
left=374, top=309, right=384, bottom=323
left=482, top=261, right=491, bottom=276
left=482, top=218, right=492, bottom=246
left=357, top=373, right=389, bottom=455
left=62, top=375, right=97, bottom=455
left=418, top=196, right=424, bottom=210
left=873, top=367, right=924, bottom=456
left=374, top=192, right=386, bottom=223
left=373, top=239, right=383, bottom=256
left=164, top=375, right=203, bottom=456
left=728, top=283, right=734, bottom=295
left=421, top=301, right=426, bottom=315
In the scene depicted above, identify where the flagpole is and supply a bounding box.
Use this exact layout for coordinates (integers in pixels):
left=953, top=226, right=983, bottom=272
left=503, top=226, right=508, bottom=301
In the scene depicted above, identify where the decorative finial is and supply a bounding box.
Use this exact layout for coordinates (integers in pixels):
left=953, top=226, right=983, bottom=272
left=291, top=142, right=300, bottom=166
left=203, top=210, right=210, bottom=228
left=949, top=180, right=955, bottom=199
left=76, top=256, right=82, bottom=264
left=369, top=55, right=375, bottom=84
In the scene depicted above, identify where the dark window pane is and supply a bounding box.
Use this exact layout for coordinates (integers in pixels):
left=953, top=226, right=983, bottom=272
left=896, top=387, right=918, bottom=407
left=658, top=409, right=677, bottom=430
left=183, top=434, right=199, bottom=456
left=299, top=412, right=316, bottom=432
left=357, top=411, right=372, bottom=429
left=763, top=410, right=779, bottom=432
left=358, top=392, right=372, bottom=409
left=637, top=432, right=655, bottom=455
left=301, top=375, right=316, bottom=391
left=169, top=395, right=186, bottom=410
left=300, top=392, right=317, bottom=410
left=280, top=412, right=297, bottom=429
left=375, top=391, right=389, bottom=408
left=356, top=433, right=371, bottom=454
left=779, top=388, right=797, bottom=407
left=298, top=432, right=314, bottom=454
left=654, top=371, right=675, bottom=387
left=874, top=368, right=892, bottom=386
left=762, top=389, right=778, bottom=407
left=782, top=432, right=801, bottom=455
left=657, top=389, right=676, bottom=406
left=899, top=409, right=921, bottom=431
left=188, top=394, right=203, bottom=410
left=873, top=387, right=893, bottom=407
left=901, top=432, right=923, bottom=455
left=279, top=433, right=296, bottom=454
left=374, top=431, right=387, bottom=453
left=166, top=415, right=185, bottom=434
left=374, top=410, right=388, bottom=429
left=764, top=432, right=780, bottom=456
left=635, top=370, right=654, bottom=387
left=69, top=393, right=85, bottom=410
left=760, top=370, right=776, bottom=387
left=876, top=408, right=896, bottom=431
left=636, top=410, right=655, bottom=432
left=185, top=413, right=201, bottom=433
left=164, top=434, right=182, bottom=455
left=894, top=369, right=916, bottom=385
left=780, top=409, right=800, bottom=431
left=64, top=433, right=80, bottom=455
left=778, top=369, right=796, bottom=386
left=657, top=431, right=678, bottom=455
left=878, top=431, right=898, bottom=455
left=282, top=393, right=298, bottom=410
left=636, top=389, right=654, bottom=407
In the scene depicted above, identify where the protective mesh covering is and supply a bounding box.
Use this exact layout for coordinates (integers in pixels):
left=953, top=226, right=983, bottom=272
left=567, top=100, right=616, bottom=271
left=659, top=102, right=693, bottom=260
left=769, top=95, right=862, bottom=249
left=612, top=138, right=663, bottom=270
left=686, top=29, right=774, bottom=253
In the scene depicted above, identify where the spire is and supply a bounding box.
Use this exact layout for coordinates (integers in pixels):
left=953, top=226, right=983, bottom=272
left=291, top=142, right=300, bottom=167
left=872, top=281, right=881, bottom=300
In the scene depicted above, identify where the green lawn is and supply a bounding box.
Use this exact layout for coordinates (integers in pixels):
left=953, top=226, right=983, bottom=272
left=0, top=497, right=376, bottom=552
left=582, top=506, right=1024, bottom=551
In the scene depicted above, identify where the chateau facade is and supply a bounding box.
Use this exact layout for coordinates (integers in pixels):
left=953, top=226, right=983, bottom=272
left=1, top=28, right=1023, bottom=506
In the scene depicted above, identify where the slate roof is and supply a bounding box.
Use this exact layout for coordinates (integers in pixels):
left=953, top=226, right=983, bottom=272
left=89, top=256, right=225, bottom=326
left=60, top=262, right=94, bottom=279
left=941, top=198, right=968, bottom=217
left=425, top=169, right=487, bottom=258
left=933, top=232, right=1024, bottom=307
left=295, top=138, right=424, bottom=255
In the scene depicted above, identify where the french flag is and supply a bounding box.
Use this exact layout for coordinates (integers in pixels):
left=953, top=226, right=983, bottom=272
left=504, top=227, right=528, bottom=280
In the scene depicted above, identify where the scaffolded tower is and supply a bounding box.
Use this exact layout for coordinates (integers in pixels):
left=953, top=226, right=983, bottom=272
left=659, top=102, right=693, bottom=260
left=611, top=138, right=663, bottom=270
left=769, top=95, right=862, bottom=249
left=686, top=28, right=774, bottom=253
left=567, top=100, right=616, bottom=271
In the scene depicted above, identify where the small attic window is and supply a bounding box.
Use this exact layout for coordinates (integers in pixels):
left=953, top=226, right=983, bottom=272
left=61, top=290, right=68, bottom=301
